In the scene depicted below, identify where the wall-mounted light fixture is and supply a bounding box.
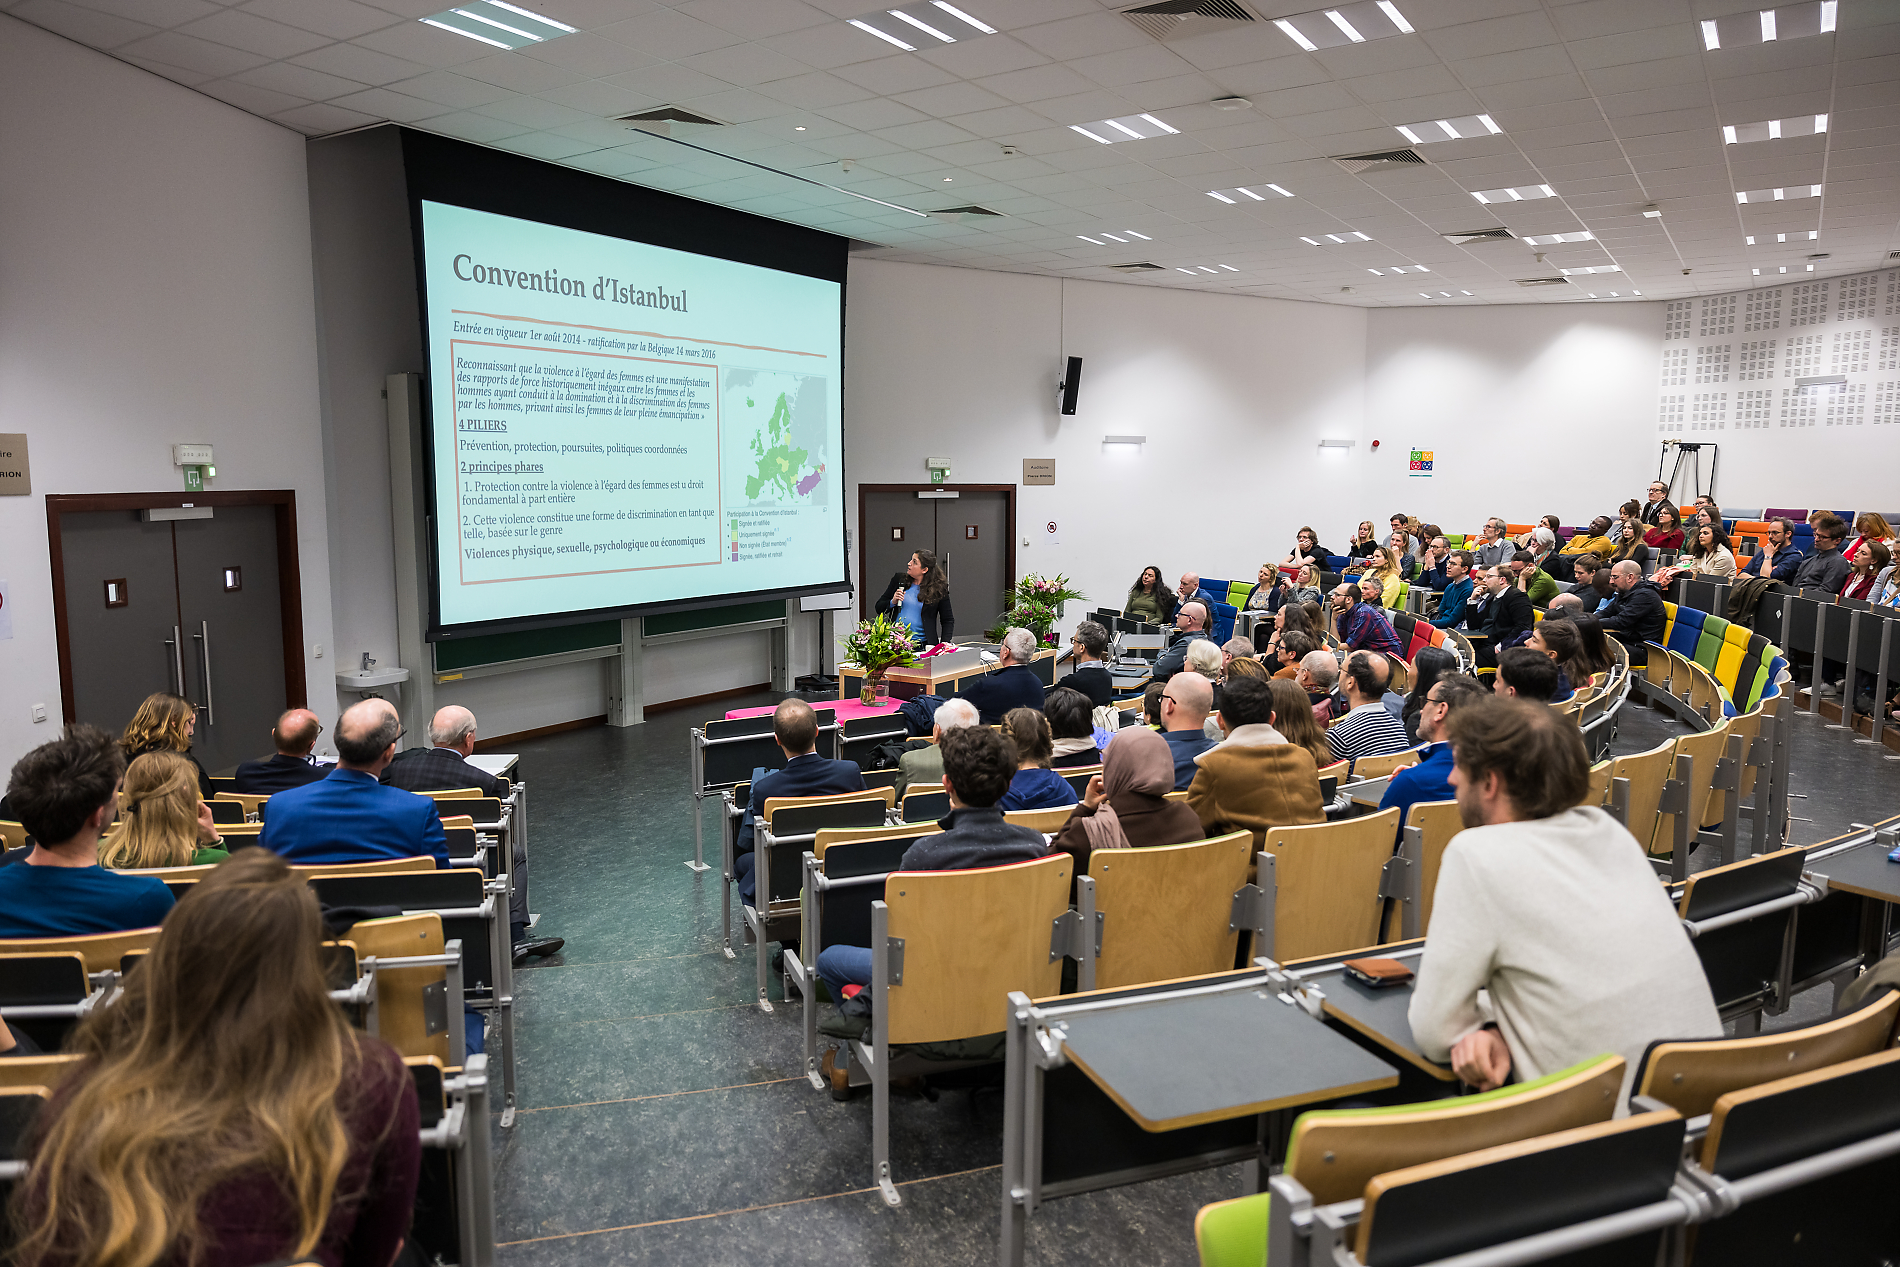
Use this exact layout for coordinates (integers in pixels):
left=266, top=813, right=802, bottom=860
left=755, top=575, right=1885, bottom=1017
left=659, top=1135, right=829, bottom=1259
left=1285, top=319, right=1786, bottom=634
left=1317, top=438, right=1357, bottom=450
left=1102, top=434, right=1146, bottom=450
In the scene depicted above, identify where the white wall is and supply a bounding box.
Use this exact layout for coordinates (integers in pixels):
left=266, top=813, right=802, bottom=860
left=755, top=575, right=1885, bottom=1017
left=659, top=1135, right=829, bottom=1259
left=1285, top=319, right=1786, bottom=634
left=1364, top=303, right=1664, bottom=534
left=0, top=15, right=333, bottom=768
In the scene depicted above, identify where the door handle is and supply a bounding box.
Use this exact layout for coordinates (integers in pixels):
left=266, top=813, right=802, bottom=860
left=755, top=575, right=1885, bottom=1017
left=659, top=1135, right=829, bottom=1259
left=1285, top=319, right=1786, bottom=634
left=192, top=621, right=215, bottom=725
left=166, top=626, right=184, bottom=696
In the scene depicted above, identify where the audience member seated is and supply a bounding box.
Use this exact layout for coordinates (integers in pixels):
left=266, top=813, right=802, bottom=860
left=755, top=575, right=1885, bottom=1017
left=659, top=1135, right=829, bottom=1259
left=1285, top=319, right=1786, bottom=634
left=1184, top=638, right=1225, bottom=687
left=100, top=751, right=230, bottom=870
left=1400, top=645, right=1461, bottom=745
left=1737, top=517, right=1805, bottom=583
left=1267, top=678, right=1334, bottom=771
left=1792, top=515, right=1852, bottom=592
left=1157, top=673, right=1216, bottom=790
left=1429, top=550, right=1476, bottom=629
left=1840, top=540, right=1891, bottom=601
left=1564, top=553, right=1611, bottom=611
left=1608, top=516, right=1651, bottom=570
left=1642, top=502, right=1684, bottom=551
left=1272, top=631, right=1314, bottom=680
left=1596, top=560, right=1666, bottom=661
left=1240, top=563, right=1283, bottom=613
left=732, top=698, right=865, bottom=904
left=1331, top=583, right=1406, bottom=657
left=259, top=699, right=449, bottom=871
left=1185, top=676, right=1324, bottom=844
left=0, top=725, right=173, bottom=938
left=381, top=705, right=558, bottom=963
left=1325, top=652, right=1412, bottom=763
left=998, top=708, right=1081, bottom=811
left=1141, top=681, right=1167, bottom=729
left=1345, top=520, right=1380, bottom=562
left=1124, top=564, right=1176, bottom=625
left=1409, top=698, right=1722, bottom=1094
left=1639, top=480, right=1670, bottom=525
left=1176, top=571, right=1219, bottom=611
left=1509, top=550, right=1559, bottom=606
left=1470, top=565, right=1534, bottom=665
left=1418, top=536, right=1454, bottom=590
left=1522, top=618, right=1580, bottom=695
left=1044, top=688, right=1102, bottom=769
left=1282, top=526, right=1329, bottom=572
left=1388, top=530, right=1422, bottom=577
left=1494, top=646, right=1563, bottom=702
left=1473, top=517, right=1512, bottom=568
left=814, top=728, right=1046, bottom=1012
left=1262, top=600, right=1320, bottom=665
left=1206, top=655, right=1271, bottom=739
left=1555, top=515, right=1616, bottom=575
left=1284, top=563, right=1324, bottom=608
left=233, top=708, right=329, bottom=794
left=895, top=698, right=978, bottom=797
left=1654, top=523, right=1737, bottom=584
left=1221, top=636, right=1256, bottom=669
left=1297, top=650, right=1340, bottom=725
left=1381, top=675, right=1488, bottom=825
left=1842, top=512, right=1895, bottom=565
left=13, top=849, right=420, bottom=1267
left=1057, top=620, right=1114, bottom=707
left=1050, top=727, right=1203, bottom=871
left=953, top=627, right=1046, bottom=723
left=1515, top=515, right=1560, bottom=565
left=1363, top=549, right=1406, bottom=608
left=119, top=692, right=211, bottom=799
left=1151, top=602, right=1214, bottom=681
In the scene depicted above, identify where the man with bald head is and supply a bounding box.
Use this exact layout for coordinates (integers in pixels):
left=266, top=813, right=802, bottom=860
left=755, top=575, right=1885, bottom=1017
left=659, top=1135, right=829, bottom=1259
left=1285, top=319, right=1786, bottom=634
left=1153, top=600, right=1214, bottom=681
left=260, top=698, right=449, bottom=870
left=233, top=708, right=329, bottom=794
left=733, top=697, right=865, bottom=907
left=1158, top=671, right=1216, bottom=789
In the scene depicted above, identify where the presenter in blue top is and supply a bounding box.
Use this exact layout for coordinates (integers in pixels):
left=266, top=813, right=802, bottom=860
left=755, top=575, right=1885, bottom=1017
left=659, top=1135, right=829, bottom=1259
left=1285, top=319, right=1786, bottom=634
left=875, top=549, right=954, bottom=647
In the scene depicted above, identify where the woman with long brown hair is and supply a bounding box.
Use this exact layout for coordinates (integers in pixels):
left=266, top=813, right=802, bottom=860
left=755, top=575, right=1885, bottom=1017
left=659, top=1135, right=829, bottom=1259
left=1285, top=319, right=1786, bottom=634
left=119, top=693, right=211, bottom=799
left=1643, top=504, right=1684, bottom=552
left=101, top=751, right=229, bottom=870
left=1267, top=678, right=1333, bottom=770
left=874, top=547, right=955, bottom=646
left=11, top=849, right=420, bottom=1267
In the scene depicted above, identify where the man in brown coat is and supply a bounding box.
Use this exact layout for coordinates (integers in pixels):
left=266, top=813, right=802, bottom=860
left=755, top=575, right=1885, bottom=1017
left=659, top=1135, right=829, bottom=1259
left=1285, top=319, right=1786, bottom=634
left=1184, top=676, right=1325, bottom=847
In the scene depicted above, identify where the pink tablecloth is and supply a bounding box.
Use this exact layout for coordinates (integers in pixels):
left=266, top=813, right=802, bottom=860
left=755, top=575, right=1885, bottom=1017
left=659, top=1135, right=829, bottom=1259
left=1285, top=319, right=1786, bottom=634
left=724, top=697, right=906, bottom=722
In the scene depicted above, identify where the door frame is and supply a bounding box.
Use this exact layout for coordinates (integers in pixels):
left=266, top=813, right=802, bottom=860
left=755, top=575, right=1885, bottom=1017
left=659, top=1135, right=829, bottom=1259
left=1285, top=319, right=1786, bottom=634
left=855, top=484, right=1016, bottom=626
left=46, top=490, right=308, bottom=723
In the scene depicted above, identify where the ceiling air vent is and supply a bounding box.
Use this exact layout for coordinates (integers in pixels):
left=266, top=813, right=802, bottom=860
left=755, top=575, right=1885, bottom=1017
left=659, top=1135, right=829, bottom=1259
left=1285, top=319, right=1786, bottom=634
left=1443, top=228, right=1515, bottom=245
left=1107, top=261, right=1166, bottom=273
left=1333, top=149, right=1428, bottom=174
left=616, top=107, right=726, bottom=136
left=1119, top=0, right=1259, bottom=44
left=1514, top=276, right=1570, bottom=288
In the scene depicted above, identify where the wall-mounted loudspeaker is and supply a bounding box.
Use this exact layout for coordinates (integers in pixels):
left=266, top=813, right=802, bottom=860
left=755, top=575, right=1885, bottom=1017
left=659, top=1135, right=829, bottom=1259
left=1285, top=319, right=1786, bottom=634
left=1057, top=356, right=1083, bottom=416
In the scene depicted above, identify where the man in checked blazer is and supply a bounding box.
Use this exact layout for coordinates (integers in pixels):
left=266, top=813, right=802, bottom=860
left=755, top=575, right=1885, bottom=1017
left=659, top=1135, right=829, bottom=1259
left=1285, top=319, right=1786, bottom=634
left=382, top=704, right=561, bottom=965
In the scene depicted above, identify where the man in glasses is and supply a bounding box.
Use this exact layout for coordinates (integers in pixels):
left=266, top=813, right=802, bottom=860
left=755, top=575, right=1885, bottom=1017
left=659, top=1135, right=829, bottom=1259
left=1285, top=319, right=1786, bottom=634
left=1737, top=517, right=1805, bottom=584
left=1640, top=481, right=1670, bottom=525
left=1380, top=674, right=1488, bottom=830
left=1791, top=515, right=1851, bottom=594
left=233, top=708, right=330, bottom=794
left=1157, top=671, right=1216, bottom=790
left=259, top=698, right=449, bottom=870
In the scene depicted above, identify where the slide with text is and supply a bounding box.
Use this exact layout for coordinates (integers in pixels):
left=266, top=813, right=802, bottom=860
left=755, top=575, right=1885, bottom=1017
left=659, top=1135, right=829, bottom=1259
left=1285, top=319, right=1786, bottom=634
left=420, top=201, right=844, bottom=632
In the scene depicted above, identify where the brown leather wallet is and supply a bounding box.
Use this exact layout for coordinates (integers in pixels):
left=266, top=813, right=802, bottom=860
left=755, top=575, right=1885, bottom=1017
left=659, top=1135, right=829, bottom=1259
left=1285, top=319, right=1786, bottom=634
left=1342, top=957, right=1414, bottom=987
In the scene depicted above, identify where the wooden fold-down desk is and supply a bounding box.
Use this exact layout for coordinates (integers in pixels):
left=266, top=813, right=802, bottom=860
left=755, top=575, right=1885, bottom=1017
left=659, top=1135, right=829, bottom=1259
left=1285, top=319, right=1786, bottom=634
left=1279, top=940, right=1455, bottom=1083
left=838, top=646, right=1057, bottom=702
left=998, top=966, right=1398, bottom=1266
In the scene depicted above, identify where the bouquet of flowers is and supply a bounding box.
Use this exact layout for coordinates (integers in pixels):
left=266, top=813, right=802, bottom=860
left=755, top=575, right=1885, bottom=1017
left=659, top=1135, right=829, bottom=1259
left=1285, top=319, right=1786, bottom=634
left=985, top=573, right=1087, bottom=645
left=841, top=613, right=918, bottom=677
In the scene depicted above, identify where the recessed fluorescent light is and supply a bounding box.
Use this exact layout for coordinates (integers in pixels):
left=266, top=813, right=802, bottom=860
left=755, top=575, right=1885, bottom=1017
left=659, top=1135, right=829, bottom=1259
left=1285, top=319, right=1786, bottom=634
left=1761, top=8, right=1776, bottom=39
left=1326, top=233, right=1346, bottom=242
left=1072, top=113, right=1178, bottom=144
left=1521, top=232, right=1594, bottom=245
left=1746, top=235, right=1756, bottom=245
left=1395, top=125, right=1423, bottom=144
left=1735, top=185, right=1822, bottom=203
left=1273, top=18, right=1318, bottom=50
left=1199, top=266, right=1220, bottom=273
left=1703, top=3, right=1835, bottom=51
left=1326, top=9, right=1367, bottom=41
left=848, top=18, right=915, bottom=49
left=1106, top=119, right=1143, bottom=139
left=1125, top=230, right=1151, bottom=240
left=1077, top=235, right=1103, bottom=245
left=1368, top=268, right=1383, bottom=275
left=1822, top=0, right=1837, bottom=30
left=1239, top=188, right=1267, bottom=200
left=1470, top=184, right=1557, bottom=203
left=1138, top=114, right=1179, bottom=135
left=1643, top=207, right=1662, bottom=218
left=1220, top=264, right=1238, bottom=271
left=1177, top=268, right=1197, bottom=274
left=1302, top=236, right=1322, bottom=245
left=1071, top=126, right=1112, bottom=144
left=1460, top=290, right=1472, bottom=295
left=1413, top=265, right=1429, bottom=272
left=1100, top=233, right=1127, bottom=242
left=1701, top=18, right=1720, bottom=48
left=1265, top=184, right=1293, bottom=197
left=1395, top=115, right=1505, bottom=144
left=1419, top=292, right=1432, bottom=298
left=931, top=2, right=995, bottom=34
left=1560, top=265, right=1621, bottom=275
left=1722, top=114, right=1829, bottom=144
left=422, top=0, right=575, bottom=47
left=1207, top=191, right=1236, bottom=204
left=887, top=8, right=955, bottom=40
left=1376, top=0, right=1414, bottom=32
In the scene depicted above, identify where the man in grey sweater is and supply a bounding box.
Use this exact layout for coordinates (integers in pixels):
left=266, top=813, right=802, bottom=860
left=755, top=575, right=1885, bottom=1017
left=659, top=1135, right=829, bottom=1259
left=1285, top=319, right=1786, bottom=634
left=1409, top=697, right=1720, bottom=1100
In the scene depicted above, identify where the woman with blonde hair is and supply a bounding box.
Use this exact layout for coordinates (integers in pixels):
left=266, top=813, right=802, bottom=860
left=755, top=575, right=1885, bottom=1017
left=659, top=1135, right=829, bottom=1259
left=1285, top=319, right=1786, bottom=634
left=1346, top=520, right=1380, bottom=563
left=10, top=848, right=420, bottom=1267
left=120, top=692, right=211, bottom=798
left=1365, top=547, right=1406, bottom=609
left=1843, top=512, right=1896, bottom=564
left=101, top=751, right=229, bottom=870
left=1267, top=678, right=1334, bottom=771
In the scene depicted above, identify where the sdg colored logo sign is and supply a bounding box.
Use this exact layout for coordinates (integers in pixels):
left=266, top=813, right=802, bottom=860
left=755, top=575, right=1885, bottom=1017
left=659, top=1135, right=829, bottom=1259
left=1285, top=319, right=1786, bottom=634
left=1409, top=449, right=1434, bottom=476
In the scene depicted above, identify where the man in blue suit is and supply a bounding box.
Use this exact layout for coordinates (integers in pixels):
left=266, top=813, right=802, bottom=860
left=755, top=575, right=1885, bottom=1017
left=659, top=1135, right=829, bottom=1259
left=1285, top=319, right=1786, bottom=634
left=261, top=698, right=449, bottom=870
left=734, top=698, right=865, bottom=905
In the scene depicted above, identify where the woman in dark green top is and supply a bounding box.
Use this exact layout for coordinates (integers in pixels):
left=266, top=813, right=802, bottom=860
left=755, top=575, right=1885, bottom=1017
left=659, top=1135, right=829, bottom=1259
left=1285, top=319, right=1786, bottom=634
left=102, top=751, right=231, bottom=870
left=1124, top=564, right=1176, bottom=625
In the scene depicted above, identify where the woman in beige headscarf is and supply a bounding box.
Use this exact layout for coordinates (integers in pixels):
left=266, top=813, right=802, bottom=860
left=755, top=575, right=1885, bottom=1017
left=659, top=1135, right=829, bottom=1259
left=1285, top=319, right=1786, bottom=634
left=1050, top=726, right=1204, bottom=872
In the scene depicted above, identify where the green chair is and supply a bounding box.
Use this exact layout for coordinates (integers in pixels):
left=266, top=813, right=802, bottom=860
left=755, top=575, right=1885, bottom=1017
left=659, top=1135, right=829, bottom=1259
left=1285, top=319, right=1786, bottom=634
left=1192, top=1053, right=1625, bottom=1267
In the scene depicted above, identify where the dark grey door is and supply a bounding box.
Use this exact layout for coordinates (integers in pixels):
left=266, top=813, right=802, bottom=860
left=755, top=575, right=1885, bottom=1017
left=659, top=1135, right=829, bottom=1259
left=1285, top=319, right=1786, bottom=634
left=937, top=492, right=1009, bottom=641
left=174, top=506, right=289, bottom=773
left=60, top=512, right=186, bottom=733
left=861, top=491, right=939, bottom=624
